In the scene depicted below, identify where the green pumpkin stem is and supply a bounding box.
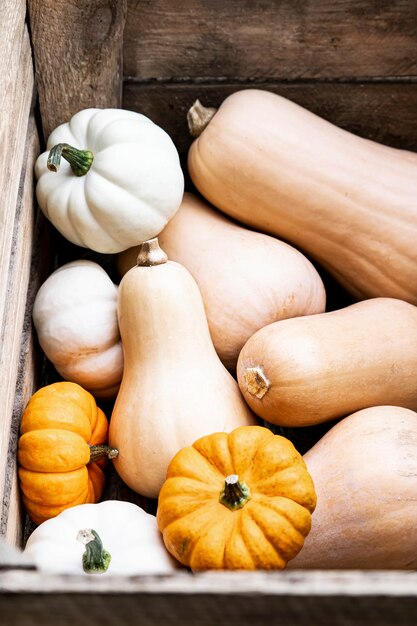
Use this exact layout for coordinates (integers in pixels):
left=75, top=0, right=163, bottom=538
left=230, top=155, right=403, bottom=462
left=89, top=444, right=119, bottom=463
left=47, top=143, right=94, bottom=176
left=219, top=474, right=251, bottom=511
left=77, top=529, right=111, bottom=574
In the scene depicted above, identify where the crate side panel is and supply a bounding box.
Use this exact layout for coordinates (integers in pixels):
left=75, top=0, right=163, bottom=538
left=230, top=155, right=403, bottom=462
left=28, top=0, right=127, bottom=140
left=1, top=584, right=417, bottom=625
left=0, top=116, right=42, bottom=548
left=0, top=22, right=34, bottom=323
left=0, top=2, right=38, bottom=548
left=124, top=0, right=417, bottom=80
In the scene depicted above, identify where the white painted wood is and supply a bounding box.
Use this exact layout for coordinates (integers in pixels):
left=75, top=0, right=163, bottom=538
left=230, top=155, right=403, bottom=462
left=2, top=569, right=417, bottom=596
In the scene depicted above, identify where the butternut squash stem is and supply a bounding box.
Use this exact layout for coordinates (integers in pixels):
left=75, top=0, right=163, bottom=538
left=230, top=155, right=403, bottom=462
left=89, top=444, right=119, bottom=463
left=136, top=237, right=168, bottom=267
left=243, top=367, right=270, bottom=399
left=47, top=143, right=94, bottom=176
left=219, top=474, right=251, bottom=511
left=77, top=529, right=111, bottom=574
left=187, top=99, right=217, bottom=138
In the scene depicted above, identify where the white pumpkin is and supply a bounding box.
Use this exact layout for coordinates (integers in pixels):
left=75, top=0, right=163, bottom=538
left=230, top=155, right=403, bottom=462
left=23, top=501, right=178, bottom=575
left=35, top=108, right=184, bottom=253
left=33, top=260, right=123, bottom=399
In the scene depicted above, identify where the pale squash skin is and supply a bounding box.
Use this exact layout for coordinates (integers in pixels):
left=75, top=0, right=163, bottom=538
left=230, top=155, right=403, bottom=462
left=109, top=240, right=257, bottom=499
left=117, top=192, right=326, bottom=371
left=237, top=297, right=417, bottom=427
left=33, top=260, right=123, bottom=399
left=188, top=89, right=417, bottom=304
left=289, top=406, right=417, bottom=569
left=157, top=425, right=316, bottom=570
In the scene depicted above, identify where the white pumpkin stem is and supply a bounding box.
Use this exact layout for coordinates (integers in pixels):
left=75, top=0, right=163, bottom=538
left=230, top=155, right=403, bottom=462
left=89, top=444, right=119, bottom=463
left=187, top=99, right=217, bottom=138
left=136, top=237, right=168, bottom=267
left=47, top=143, right=94, bottom=176
left=77, top=529, right=111, bottom=574
left=219, top=474, right=251, bottom=511
left=243, top=366, right=270, bottom=399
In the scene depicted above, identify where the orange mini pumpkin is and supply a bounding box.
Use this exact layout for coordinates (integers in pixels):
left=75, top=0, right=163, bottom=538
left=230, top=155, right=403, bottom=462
left=157, top=425, right=316, bottom=570
left=18, top=381, right=118, bottom=524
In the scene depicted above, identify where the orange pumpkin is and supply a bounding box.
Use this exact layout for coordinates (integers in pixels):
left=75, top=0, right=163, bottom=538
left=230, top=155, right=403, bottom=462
left=18, top=382, right=117, bottom=524
left=157, top=425, right=316, bottom=570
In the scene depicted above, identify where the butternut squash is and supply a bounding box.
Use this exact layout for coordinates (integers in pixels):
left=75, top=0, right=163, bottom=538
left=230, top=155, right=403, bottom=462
left=187, top=90, right=417, bottom=303
left=109, top=238, right=256, bottom=499
left=289, top=406, right=417, bottom=569
left=237, top=298, right=417, bottom=427
left=117, top=192, right=326, bottom=371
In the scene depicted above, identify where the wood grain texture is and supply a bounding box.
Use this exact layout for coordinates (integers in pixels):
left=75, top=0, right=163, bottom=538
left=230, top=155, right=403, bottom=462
left=2, top=570, right=417, bottom=625
left=123, top=81, right=417, bottom=169
left=124, top=0, right=417, bottom=80
left=0, top=117, right=41, bottom=549
left=0, top=16, right=34, bottom=326
left=27, top=0, right=127, bottom=140
left=0, top=0, right=37, bottom=549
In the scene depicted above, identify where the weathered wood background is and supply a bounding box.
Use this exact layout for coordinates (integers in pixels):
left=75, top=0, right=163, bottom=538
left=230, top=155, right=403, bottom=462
left=30, top=0, right=417, bottom=151
left=123, top=0, right=417, bottom=170
left=0, top=0, right=41, bottom=549
left=3, top=570, right=417, bottom=626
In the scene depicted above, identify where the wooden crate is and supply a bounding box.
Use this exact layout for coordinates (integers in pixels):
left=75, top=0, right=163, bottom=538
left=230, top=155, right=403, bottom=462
left=1, top=1, right=417, bottom=623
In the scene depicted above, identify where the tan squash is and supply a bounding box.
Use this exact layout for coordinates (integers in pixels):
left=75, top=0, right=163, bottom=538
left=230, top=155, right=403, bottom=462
left=289, top=406, right=417, bottom=569
left=237, top=297, right=417, bottom=427
left=117, top=192, right=326, bottom=371
left=187, top=90, right=417, bottom=304
left=109, top=238, right=256, bottom=499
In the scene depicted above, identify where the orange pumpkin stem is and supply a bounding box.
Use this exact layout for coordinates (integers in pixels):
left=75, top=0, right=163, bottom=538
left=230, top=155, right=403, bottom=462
left=219, top=474, right=251, bottom=511
left=89, top=445, right=119, bottom=463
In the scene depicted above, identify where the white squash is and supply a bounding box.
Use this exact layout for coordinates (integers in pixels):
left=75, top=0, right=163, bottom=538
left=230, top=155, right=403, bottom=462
left=32, top=260, right=123, bottom=399
left=23, top=500, right=178, bottom=575
left=35, top=108, right=184, bottom=253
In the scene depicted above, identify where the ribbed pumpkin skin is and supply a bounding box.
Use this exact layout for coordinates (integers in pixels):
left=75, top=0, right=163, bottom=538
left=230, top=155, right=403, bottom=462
left=18, top=382, right=109, bottom=524
left=157, top=425, right=316, bottom=570
left=188, top=89, right=417, bottom=304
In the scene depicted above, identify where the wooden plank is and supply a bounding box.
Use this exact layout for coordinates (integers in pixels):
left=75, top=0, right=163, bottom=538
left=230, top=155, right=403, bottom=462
left=0, top=16, right=34, bottom=330
left=123, top=81, right=417, bottom=183
left=0, top=0, right=37, bottom=549
left=0, top=0, right=26, bottom=108
left=124, top=0, right=417, bottom=81
left=2, top=570, right=417, bottom=625
left=27, top=0, right=127, bottom=140
left=0, top=117, right=41, bottom=549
